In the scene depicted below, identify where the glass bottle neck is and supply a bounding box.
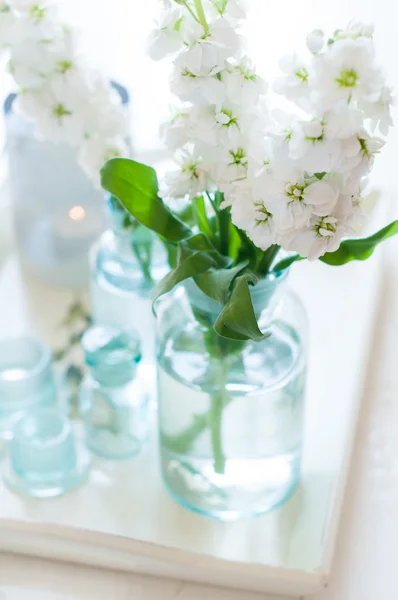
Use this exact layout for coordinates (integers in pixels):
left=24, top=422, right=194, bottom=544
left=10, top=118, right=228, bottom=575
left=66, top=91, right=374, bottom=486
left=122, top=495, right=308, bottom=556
left=89, top=363, right=137, bottom=387
left=184, top=270, right=289, bottom=327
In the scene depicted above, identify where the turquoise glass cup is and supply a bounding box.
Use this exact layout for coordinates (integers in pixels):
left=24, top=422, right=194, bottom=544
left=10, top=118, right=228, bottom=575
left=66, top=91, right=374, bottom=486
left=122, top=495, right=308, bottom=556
left=4, top=407, right=90, bottom=497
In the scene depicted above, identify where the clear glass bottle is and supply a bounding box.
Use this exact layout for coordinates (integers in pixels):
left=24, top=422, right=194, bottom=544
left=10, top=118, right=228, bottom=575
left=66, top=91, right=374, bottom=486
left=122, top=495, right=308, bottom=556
left=155, top=272, right=308, bottom=520
left=90, top=196, right=168, bottom=364
left=79, top=325, right=150, bottom=460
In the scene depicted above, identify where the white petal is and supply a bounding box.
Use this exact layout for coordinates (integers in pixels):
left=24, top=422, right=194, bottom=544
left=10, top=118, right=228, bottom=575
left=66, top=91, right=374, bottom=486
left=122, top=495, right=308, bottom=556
left=304, top=181, right=338, bottom=209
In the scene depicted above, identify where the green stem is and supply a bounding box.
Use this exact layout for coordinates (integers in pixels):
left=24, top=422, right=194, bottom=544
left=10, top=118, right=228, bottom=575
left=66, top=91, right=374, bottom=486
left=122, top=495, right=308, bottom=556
left=218, top=208, right=230, bottom=257
left=257, top=244, right=281, bottom=277
left=209, top=357, right=229, bottom=474
left=205, top=190, right=217, bottom=214
left=181, top=1, right=201, bottom=25
left=210, top=393, right=225, bottom=474
left=193, top=0, right=209, bottom=31
left=131, top=241, right=154, bottom=286
left=162, top=355, right=231, bottom=474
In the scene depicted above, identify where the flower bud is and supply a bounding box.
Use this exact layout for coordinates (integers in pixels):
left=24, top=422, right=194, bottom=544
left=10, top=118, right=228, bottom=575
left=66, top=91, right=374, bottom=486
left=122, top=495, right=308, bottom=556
left=306, top=29, right=324, bottom=54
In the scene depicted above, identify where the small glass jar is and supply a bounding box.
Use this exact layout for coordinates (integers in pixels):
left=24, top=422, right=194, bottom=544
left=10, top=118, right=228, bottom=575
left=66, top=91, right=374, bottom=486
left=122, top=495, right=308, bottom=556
left=4, top=407, right=90, bottom=498
left=0, top=337, right=56, bottom=440
left=79, top=325, right=150, bottom=459
left=90, top=196, right=168, bottom=363
left=156, top=272, right=308, bottom=520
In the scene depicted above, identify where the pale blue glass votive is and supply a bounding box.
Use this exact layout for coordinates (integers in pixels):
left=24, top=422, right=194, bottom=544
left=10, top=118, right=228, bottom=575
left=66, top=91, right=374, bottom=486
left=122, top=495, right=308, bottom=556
left=0, top=337, right=56, bottom=440
left=79, top=326, right=150, bottom=460
left=4, top=408, right=91, bottom=497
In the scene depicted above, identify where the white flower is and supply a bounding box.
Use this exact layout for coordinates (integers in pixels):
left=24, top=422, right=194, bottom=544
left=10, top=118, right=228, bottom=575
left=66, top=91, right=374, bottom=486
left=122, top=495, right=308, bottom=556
left=9, top=31, right=78, bottom=87
left=361, top=85, right=394, bottom=135
left=15, top=83, right=90, bottom=144
left=282, top=198, right=356, bottom=260
left=185, top=103, right=242, bottom=148
left=222, top=57, right=267, bottom=106
left=307, top=29, right=324, bottom=54
left=1, top=0, right=129, bottom=185
left=178, top=18, right=240, bottom=77
left=228, top=180, right=278, bottom=250
left=160, top=105, right=193, bottom=150
left=11, top=1, right=60, bottom=41
left=78, top=137, right=128, bottom=186
left=9, top=0, right=52, bottom=10
left=163, top=148, right=210, bottom=199
left=0, top=2, right=26, bottom=46
left=170, top=64, right=226, bottom=104
left=147, top=7, right=184, bottom=61
left=223, top=0, right=247, bottom=20
left=323, top=103, right=364, bottom=139
left=273, top=54, right=311, bottom=109
left=314, top=38, right=383, bottom=110
left=336, top=20, right=375, bottom=41
left=259, top=162, right=339, bottom=229
left=211, top=144, right=248, bottom=185
left=287, top=119, right=340, bottom=173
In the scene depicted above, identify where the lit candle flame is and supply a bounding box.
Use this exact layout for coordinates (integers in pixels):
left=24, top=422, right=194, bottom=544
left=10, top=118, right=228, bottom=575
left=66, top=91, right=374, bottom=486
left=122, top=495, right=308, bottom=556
left=69, top=206, right=86, bottom=221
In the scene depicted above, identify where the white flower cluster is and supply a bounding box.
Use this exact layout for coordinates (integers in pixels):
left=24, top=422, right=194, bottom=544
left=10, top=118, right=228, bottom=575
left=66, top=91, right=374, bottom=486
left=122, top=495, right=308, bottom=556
left=149, top=1, right=393, bottom=260
left=0, top=0, right=128, bottom=183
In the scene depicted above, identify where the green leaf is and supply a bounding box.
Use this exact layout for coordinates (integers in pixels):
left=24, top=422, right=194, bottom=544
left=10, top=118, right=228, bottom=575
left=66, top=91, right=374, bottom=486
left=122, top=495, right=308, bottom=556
left=227, top=221, right=241, bottom=262
left=152, top=234, right=230, bottom=306
left=194, top=261, right=249, bottom=305
left=184, top=233, right=231, bottom=267
left=273, top=254, right=303, bottom=272
left=214, top=274, right=271, bottom=341
left=211, top=0, right=228, bottom=15
left=320, top=220, right=398, bottom=266
left=236, top=229, right=260, bottom=271
left=257, top=244, right=281, bottom=276
left=193, top=195, right=213, bottom=240
left=101, top=158, right=191, bottom=242
left=176, top=202, right=195, bottom=228
left=165, top=242, right=177, bottom=268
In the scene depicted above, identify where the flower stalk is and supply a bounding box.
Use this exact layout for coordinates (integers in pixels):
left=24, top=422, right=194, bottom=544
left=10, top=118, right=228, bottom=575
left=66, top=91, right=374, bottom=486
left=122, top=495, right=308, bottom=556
left=193, top=0, right=209, bottom=32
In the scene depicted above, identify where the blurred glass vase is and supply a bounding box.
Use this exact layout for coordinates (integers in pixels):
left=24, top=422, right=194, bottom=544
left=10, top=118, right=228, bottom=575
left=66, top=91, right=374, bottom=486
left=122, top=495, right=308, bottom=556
left=156, top=273, right=308, bottom=520
left=3, top=83, right=129, bottom=289
left=90, top=195, right=168, bottom=363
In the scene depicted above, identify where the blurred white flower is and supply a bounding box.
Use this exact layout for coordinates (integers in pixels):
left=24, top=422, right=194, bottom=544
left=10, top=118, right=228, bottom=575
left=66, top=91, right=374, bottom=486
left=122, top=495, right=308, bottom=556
left=163, top=148, right=210, bottom=199
left=222, top=58, right=267, bottom=106
left=147, top=7, right=184, bottom=61
left=361, top=85, right=394, bottom=135
left=274, top=54, right=312, bottom=109
left=160, top=106, right=192, bottom=150
left=1, top=0, right=129, bottom=183
left=314, top=38, right=383, bottom=110
left=15, top=86, right=88, bottom=144
left=307, top=29, right=324, bottom=54
left=171, top=64, right=226, bottom=104
left=78, top=137, right=128, bottom=187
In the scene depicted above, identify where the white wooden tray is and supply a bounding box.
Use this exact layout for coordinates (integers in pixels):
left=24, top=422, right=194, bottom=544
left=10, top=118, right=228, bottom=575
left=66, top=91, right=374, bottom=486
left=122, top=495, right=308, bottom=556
left=0, top=198, right=385, bottom=597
